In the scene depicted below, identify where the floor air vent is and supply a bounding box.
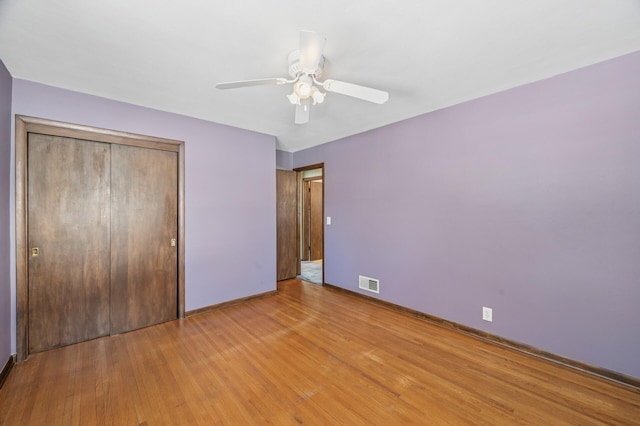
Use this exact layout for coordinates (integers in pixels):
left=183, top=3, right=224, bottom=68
left=359, top=275, right=380, bottom=294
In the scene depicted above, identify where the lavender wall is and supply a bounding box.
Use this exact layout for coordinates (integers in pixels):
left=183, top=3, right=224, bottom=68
left=9, top=79, right=277, bottom=352
left=0, top=61, right=12, bottom=363
left=276, top=149, right=293, bottom=170
left=293, top=51, right=640, bottom=379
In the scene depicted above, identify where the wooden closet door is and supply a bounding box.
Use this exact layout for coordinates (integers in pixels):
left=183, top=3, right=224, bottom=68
left=302, top=179, right=323, bottom=261
left=309, top=180, right=323, bottom=261
left=110, top=145, right=178, bottom=334
left=302, top=180, right=310, bottom=262
left=27, top=134, right=111, bottom=353
left=276, top=170, right=297, bottom=280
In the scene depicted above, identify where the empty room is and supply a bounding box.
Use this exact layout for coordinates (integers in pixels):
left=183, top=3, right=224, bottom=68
left=1, top=1, right=639, bottom=424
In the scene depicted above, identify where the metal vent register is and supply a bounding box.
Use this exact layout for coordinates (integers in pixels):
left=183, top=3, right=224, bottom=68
left=359, top=275, right=380, bottom=294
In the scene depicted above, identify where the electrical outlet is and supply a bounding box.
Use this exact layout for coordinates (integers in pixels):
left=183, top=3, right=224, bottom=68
left=482, top=307, right=493, bottom=322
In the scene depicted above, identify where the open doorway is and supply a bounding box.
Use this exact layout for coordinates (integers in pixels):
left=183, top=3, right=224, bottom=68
left=295, top=165, right=324, bottom=285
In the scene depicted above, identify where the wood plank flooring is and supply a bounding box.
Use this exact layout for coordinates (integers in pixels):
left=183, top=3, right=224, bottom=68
left=1, top=279, right=638, bottom=425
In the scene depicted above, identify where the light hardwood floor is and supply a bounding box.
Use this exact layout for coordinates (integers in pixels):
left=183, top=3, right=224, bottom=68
left=1, top=279, right=638, bottom=425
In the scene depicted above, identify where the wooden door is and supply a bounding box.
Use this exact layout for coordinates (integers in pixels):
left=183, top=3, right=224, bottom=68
left=27, top=134, right=111, bottom=353
left=110, top=145, right=178, bottom=334
left=302, top=179, right=323, bottom=261
left=309, top=180, right=323, bottom=261
left=276, top=170, right=297, bottom=280
left=302, top=180, right=310, bottom=261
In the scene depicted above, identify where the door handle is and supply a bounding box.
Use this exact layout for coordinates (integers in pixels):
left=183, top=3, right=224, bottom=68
left=31, top=247, right=40, bottom=257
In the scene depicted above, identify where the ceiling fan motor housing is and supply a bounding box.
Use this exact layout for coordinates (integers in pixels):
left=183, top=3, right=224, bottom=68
left=288, top=50, right=325, bottom=78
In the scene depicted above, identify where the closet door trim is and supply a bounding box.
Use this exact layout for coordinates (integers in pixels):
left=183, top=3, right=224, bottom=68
left=15, top=115, right=186, bottom=361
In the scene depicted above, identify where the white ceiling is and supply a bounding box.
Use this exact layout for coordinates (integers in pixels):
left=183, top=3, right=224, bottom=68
left=1, top=1, right=639, bottom=152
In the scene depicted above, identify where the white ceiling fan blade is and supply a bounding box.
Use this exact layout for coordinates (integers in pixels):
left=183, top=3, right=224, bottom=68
left=216, top=78, right=288, bottom=90
left=299, top=31, right=326, bottom=74
left=322, top=79, right=389, bottom=104
left=295, top=99, right=311, bottom=124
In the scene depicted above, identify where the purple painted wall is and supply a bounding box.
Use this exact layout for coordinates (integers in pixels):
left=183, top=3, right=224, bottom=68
left=276, top=149, right=293, bottom=170
left=0, top=60, right=12, bottom=363
left=9, top=79, right=277, bottom=351
left=293, top=51, right=640, bottom=379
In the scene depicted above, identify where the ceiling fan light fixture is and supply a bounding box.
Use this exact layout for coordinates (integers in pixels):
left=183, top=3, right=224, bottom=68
left=311, top=87, right=325, bottom=104
left=290, top=78, right=325, bottom=106
left=294, top=76, right=313, bottom=99
left=287, top=92, right=300, bottom=105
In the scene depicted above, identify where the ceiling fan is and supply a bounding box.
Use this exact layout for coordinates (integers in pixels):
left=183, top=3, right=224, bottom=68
left=215, top=31, right=389, bottom=124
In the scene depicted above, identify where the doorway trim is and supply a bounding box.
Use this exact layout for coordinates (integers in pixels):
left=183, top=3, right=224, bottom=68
left=15, top=115, right=186, bottom=361
left=293, top=163, right=324, bottom=285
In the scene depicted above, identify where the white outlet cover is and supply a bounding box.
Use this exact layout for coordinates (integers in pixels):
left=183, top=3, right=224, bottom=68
left=482, top=307, right=493, bottom=322
left=326, top=216, right=331, bottom=225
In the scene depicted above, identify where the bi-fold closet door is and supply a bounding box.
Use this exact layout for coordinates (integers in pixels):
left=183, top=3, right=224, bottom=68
left=27, top=133, right=178, bottom=353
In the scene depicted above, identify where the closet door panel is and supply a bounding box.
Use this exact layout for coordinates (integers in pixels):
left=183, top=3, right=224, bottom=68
left=309, top=180, right=323, bottom=261
left=27, top=134, right=111, bottom=352
left=276, top=170, right=298, bottom=280
left=110, top=145, right=178, bottom=334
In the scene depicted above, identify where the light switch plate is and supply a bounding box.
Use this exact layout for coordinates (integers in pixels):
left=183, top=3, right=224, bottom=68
left=482, top=307, right=493, bottom=322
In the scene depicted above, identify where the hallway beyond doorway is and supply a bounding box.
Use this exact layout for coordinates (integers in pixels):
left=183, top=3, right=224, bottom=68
left=298, top=259, right=322, bottom=285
